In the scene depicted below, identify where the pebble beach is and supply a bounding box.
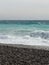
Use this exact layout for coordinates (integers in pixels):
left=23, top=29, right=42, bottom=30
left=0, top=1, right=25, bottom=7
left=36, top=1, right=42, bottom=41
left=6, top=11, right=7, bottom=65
left=0, top=44, right=49, bottom=65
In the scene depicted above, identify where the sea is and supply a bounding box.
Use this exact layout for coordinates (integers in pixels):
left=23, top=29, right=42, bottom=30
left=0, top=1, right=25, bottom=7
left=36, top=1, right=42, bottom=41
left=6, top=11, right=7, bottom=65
left=0, top=20, right=49, bottom=46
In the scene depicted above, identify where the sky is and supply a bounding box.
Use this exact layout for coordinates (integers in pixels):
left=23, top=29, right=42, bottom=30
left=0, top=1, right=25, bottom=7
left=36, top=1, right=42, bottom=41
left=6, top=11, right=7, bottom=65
left=0, top=0, right=49, bottom=20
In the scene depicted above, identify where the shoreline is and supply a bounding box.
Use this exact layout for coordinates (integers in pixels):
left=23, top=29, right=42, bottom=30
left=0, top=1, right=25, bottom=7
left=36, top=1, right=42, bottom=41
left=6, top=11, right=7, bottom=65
left=0, top=43, right=49, bottom=50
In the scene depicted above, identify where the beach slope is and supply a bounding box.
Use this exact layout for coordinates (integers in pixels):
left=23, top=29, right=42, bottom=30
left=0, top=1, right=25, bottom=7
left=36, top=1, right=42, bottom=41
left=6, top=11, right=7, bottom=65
left=0, top=44, right=49, bottom=65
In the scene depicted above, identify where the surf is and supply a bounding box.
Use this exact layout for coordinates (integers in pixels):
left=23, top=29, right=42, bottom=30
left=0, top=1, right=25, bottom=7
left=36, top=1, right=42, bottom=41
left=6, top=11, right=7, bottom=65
left=0, top=20, right=49, bottom=46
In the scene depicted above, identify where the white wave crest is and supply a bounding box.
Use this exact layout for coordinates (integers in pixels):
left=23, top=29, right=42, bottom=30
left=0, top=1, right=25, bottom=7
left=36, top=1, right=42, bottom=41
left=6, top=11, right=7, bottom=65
left=0, top=34, right=49, bottom=46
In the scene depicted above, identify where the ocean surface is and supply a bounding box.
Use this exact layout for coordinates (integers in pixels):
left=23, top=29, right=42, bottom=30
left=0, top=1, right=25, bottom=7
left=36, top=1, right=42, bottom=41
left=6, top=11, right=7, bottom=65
left=0, top=20, right=49, bottom=46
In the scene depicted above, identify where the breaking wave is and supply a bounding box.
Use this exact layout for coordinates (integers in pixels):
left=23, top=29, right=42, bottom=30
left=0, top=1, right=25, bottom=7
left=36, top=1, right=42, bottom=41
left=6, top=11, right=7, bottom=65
left=0, top=30, right=49, bottom=46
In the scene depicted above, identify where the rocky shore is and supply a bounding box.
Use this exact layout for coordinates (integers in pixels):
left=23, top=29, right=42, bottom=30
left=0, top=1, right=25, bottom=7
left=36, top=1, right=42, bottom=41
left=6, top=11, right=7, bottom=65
left=0, top=44, right=49, bottom=65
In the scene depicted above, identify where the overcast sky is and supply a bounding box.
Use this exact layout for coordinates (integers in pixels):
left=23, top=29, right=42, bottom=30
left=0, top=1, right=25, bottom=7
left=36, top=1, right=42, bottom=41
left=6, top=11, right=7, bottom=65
left=0, top=0, right=49, bottom=20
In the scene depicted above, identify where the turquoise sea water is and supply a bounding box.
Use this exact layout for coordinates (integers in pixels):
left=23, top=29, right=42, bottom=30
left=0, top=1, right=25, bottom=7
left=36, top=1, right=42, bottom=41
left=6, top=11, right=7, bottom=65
left=0, top=20, right=49, bottom=46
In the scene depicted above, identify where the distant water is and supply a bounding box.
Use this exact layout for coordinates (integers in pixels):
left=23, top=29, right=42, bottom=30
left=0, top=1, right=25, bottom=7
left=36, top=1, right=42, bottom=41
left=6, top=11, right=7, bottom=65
left=0, top=20, right=49, bottom=46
